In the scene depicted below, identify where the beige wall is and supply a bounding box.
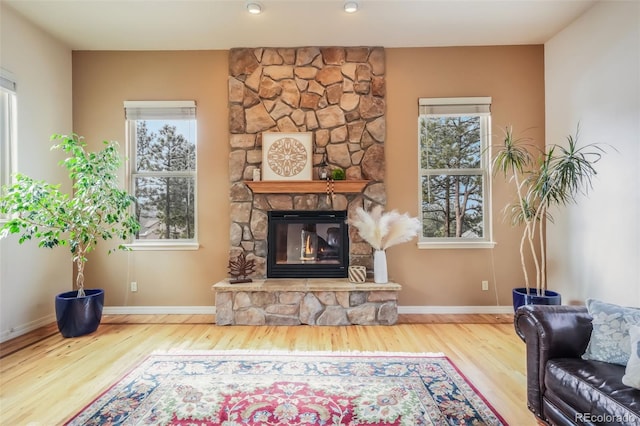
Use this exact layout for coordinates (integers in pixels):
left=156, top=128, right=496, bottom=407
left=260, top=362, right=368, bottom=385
left=72, top=51, right=230, bottom=307
left=73, top=45, right=544, bottom=309
left=386, top=46, right=545, bottom=307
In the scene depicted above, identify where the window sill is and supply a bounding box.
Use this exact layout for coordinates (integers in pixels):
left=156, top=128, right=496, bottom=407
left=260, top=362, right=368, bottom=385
left=126, top=241, right=200, bottom=251
left=417, top=240, right=497, bottom=249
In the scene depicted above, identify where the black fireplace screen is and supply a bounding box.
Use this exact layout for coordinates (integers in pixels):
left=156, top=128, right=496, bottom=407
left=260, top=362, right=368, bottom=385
left=267, top=210, right=349, bottom=278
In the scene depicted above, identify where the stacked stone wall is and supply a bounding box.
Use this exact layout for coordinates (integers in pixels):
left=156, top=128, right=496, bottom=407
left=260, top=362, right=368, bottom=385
left=228, top=47, right=387, bottom=277
left=215, top=286, right=399, bottom=326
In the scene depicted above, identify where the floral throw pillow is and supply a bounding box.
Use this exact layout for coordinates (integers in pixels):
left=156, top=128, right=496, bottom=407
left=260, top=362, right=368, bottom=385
left=581, top=299, right=640, bottom=366
left=622, top=325, right=640, bottom=389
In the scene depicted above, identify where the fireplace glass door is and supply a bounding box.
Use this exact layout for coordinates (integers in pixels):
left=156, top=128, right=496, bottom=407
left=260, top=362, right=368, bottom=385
left=267, top=210, right=348, bottom=278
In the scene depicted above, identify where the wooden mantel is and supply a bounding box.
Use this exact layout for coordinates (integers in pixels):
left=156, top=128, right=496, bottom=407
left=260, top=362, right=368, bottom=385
left=244, top=180, right=369, bottom=194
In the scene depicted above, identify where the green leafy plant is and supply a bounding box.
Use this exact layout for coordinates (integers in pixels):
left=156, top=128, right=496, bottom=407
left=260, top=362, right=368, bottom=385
left=492, top=125, right=605, bottom=296
left=0, top=134, right=140, bottom=297
left=331, top=168, right=346, bottom=180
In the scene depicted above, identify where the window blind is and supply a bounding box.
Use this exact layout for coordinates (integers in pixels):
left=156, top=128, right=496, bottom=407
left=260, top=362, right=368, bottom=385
left=419, top=97, right=491, bottom=116
left=124, top=100, right=196, bottom=120
left=0, top=69, right=17, bottom=93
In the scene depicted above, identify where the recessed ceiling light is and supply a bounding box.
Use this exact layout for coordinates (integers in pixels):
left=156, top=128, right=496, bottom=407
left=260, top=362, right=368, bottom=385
left=247, top=2, right=262, bottom=14
left=344, top=1, right=358, bottom=13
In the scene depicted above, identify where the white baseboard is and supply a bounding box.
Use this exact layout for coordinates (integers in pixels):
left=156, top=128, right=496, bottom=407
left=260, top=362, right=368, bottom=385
left=1, top=305, right=512, bottom=342
left=104, top=305, right=512, bottom=316
left=398, top=305, right=514, bottom=315
left=0, top=314, right=56, bottom=343
left=103, top=306, right=216, bottom=315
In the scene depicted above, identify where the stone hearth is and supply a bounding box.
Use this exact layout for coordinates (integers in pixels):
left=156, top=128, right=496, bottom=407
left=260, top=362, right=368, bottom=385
left=213, top=279, right=400, bottom=326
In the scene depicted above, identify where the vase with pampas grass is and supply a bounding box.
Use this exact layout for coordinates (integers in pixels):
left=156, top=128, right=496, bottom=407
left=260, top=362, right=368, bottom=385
left=349, top=206, right=421, bottom=283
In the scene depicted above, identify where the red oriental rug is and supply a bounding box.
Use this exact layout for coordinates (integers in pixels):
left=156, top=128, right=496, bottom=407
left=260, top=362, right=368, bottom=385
left=65, top=350, right=507, bottom=425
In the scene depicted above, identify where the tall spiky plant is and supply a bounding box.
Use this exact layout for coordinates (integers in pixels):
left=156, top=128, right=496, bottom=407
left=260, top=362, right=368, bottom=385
left=492, top=125, right=604, bottom=296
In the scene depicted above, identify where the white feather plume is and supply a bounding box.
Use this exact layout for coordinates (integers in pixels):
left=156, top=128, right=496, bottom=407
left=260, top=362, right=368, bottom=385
left=349, top=206, right=420, bottom=250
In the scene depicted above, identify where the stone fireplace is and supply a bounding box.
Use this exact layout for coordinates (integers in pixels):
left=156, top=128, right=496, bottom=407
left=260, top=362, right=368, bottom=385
left=219, top=47, right=397, bottom=326
left=228, top=46, right=388, bottom=277
left=218, top=47, right=398, bottom=326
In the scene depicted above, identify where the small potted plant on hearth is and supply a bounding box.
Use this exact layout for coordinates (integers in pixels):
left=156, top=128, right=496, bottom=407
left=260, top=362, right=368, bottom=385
left=0, top=133, right=139, bottom=337
left=492, top=125, right=605, bottom=311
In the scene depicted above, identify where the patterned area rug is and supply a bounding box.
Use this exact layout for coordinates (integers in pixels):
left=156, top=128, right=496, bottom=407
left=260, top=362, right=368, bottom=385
left=65, top=351, right=507, bottom=425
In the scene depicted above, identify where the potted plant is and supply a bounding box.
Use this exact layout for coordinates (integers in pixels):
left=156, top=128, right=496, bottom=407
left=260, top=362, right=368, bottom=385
left=0, top=133, right=139, bottom=337
left=492, top=126, right=604, bottom=311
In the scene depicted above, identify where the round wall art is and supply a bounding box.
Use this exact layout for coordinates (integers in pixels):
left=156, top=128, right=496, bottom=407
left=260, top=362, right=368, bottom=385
left=262, top=132, right=313, bottom=181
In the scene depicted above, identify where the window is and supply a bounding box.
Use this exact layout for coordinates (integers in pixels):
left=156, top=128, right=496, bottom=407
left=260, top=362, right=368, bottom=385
left=125, top=101, right=197, bottom=249
left=0, top=71, right=17, bottom=222
left=417, top=97, right=494, bottom=248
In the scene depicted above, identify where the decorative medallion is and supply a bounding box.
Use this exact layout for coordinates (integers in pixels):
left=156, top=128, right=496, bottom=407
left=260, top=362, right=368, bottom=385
left=267, top=137, right=307, bottom=177
left=262, top=132, right=313, bottom=181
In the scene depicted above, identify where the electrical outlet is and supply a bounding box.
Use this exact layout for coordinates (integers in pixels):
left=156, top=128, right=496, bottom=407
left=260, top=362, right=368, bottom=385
left=481, top=280, right=489, bottom=291
left=131, top=281, right=138, bottom=292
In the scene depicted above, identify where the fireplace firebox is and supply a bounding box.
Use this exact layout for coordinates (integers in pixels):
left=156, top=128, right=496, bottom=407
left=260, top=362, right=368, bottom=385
left=267, top=210, right=349, bottom=278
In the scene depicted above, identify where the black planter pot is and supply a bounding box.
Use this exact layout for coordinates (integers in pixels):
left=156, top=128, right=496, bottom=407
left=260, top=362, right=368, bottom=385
left=55, top=288, right=104, bottom=338
left=512, top=287, right=561, bottom=313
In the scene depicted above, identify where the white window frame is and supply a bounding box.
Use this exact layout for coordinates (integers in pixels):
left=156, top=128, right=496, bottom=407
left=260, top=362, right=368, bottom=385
left=124, top=100, right=199, bottom=250
left=417, top=97, right=495, bottom=249
left=0, top=70, right=17, bottom=223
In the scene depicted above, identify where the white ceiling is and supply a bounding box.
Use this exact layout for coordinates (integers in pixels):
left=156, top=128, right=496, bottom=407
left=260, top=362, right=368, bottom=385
left=4, top=0, right=598, bottom=50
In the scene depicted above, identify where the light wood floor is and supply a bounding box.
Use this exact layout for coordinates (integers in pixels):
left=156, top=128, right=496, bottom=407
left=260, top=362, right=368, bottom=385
left=0, top=314, right=538, bottom=425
